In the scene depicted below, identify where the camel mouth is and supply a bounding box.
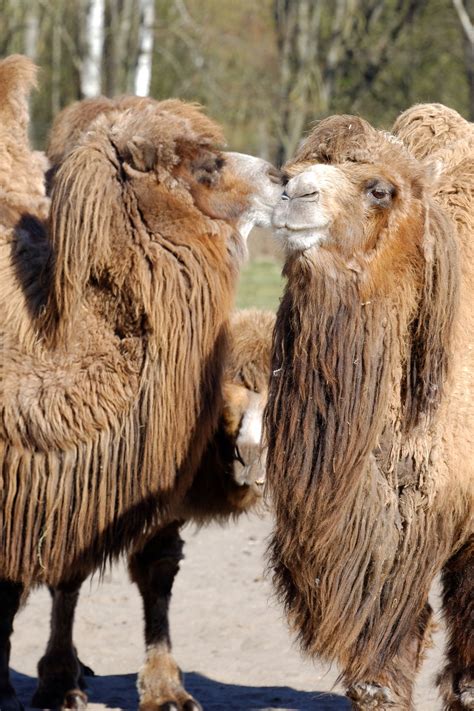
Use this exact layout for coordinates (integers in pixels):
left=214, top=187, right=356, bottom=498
left=233, top=462, right=266, bottom=489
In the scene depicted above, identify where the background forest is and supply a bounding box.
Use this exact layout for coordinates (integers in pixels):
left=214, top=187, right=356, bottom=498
left=1, top=0, right=473, bottom=306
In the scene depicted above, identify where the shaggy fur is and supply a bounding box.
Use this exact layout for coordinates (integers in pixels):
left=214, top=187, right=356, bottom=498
left=266, top=110, right=473, bottom=709
left=0, top=58, right=254, bottom=591
left=36, top=308, right=275, bottom=711
left=0, top=56, right=281, bottom=709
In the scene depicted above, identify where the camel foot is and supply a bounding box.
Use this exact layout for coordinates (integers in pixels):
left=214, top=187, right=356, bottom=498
left=0, top=687, right=24, bottom=711
left=347, top=682, right=397, bottom=709
left=138, top=651, right=202, bottom=711
left=140, top=701, right=202, bottom=711
left=31, top=687, right=87, bottom=710
left=63, top=690, right=88, bottom=710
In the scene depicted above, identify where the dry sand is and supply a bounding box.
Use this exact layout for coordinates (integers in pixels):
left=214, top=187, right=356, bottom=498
left=11, top=511, right=444, bottom=710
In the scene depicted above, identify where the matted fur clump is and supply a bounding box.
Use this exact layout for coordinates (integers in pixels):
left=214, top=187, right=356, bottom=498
left=266, top=107, right=473, bottom=710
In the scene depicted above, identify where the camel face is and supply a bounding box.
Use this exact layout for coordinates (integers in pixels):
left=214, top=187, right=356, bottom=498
left=225, top=152, right=284, bottom=239
left=273, top=164, right=352, bottom=251
left=223, top=384, right=266, bottom=488
left=273, top=161, right=411, bottom=257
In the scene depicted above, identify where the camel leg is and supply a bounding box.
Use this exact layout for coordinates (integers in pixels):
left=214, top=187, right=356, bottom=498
left=32, top=579, right=88, bottom=710
left=346, top=601, right=434, bottom=710
left=0, top=579, right=23, bottom=711
left=438, top=540, right=474, bottom=711
left=129, top=522, right=202, bottom=711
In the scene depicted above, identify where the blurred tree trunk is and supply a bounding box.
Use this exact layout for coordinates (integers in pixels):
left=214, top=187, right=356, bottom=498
left=274, top=0, right=320, bottom=166
left=24, top=5, right=39, bottom=59
left=273, top=0, right=426, bottom=165
left=452, top=0, right=474, bottom=119
left=102, top=0, right=142, bottom=96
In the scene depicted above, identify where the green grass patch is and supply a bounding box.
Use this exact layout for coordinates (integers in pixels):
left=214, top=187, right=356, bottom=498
left=236, top=258, right=284, bottom=312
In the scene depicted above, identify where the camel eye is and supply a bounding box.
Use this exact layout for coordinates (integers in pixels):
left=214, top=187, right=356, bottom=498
left=371, top=188, right=388, bottom=200
left=366, top=180, right=394, bottom=205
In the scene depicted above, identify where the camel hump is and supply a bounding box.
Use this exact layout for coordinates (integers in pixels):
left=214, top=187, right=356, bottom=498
left=0, top=54, right=38, bottom=133
left=393, top=103, right=471, bottom=161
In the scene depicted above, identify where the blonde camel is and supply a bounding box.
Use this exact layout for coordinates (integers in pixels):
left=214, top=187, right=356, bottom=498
left=266, top=109, right=473, bottom=710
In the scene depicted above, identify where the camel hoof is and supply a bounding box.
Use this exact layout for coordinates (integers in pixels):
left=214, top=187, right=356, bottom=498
left=32, top=687, right=87, bottom=710
left=63, top=690, right=88, bottom=710
left=182, top=702, right=202, bottom=711
left=347, top=682, right=394, bottom=709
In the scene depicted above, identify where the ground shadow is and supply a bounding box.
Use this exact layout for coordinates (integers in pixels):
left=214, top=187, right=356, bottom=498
left=12, top=668, right=349, bottom=710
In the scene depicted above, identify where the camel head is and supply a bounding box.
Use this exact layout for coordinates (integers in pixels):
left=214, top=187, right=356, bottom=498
left=270, top=113, right=458, bottom=433
left=46, top=100, right=282, bottom=339
left=273, top=115, right=431, bottom=273
left=222, top=309, right=275, bottom=491
left=223, top=384, right=266, bottom=489
left=46, top=96, right=283, bottom=238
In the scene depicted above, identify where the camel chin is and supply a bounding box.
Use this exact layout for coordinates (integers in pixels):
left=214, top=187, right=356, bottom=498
left=273, top=227, right=327, bottom=253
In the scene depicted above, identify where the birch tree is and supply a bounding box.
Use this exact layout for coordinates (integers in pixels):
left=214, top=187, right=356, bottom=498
left=135, top=0, right=155, bottom=96
left=82, top=0, right=105, bottom=97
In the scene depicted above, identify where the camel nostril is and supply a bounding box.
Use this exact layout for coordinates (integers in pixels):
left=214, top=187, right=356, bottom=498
left=281, top=191, right=290, bottom=201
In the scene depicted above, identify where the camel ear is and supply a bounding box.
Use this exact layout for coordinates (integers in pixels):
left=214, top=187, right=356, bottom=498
left=123, top=136, right=157, bottom=172
left=403, top=202, right=458, bottom=430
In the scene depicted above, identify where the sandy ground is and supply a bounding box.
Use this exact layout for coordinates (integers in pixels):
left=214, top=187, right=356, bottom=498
left=11, top=511, right=445, bottom=711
